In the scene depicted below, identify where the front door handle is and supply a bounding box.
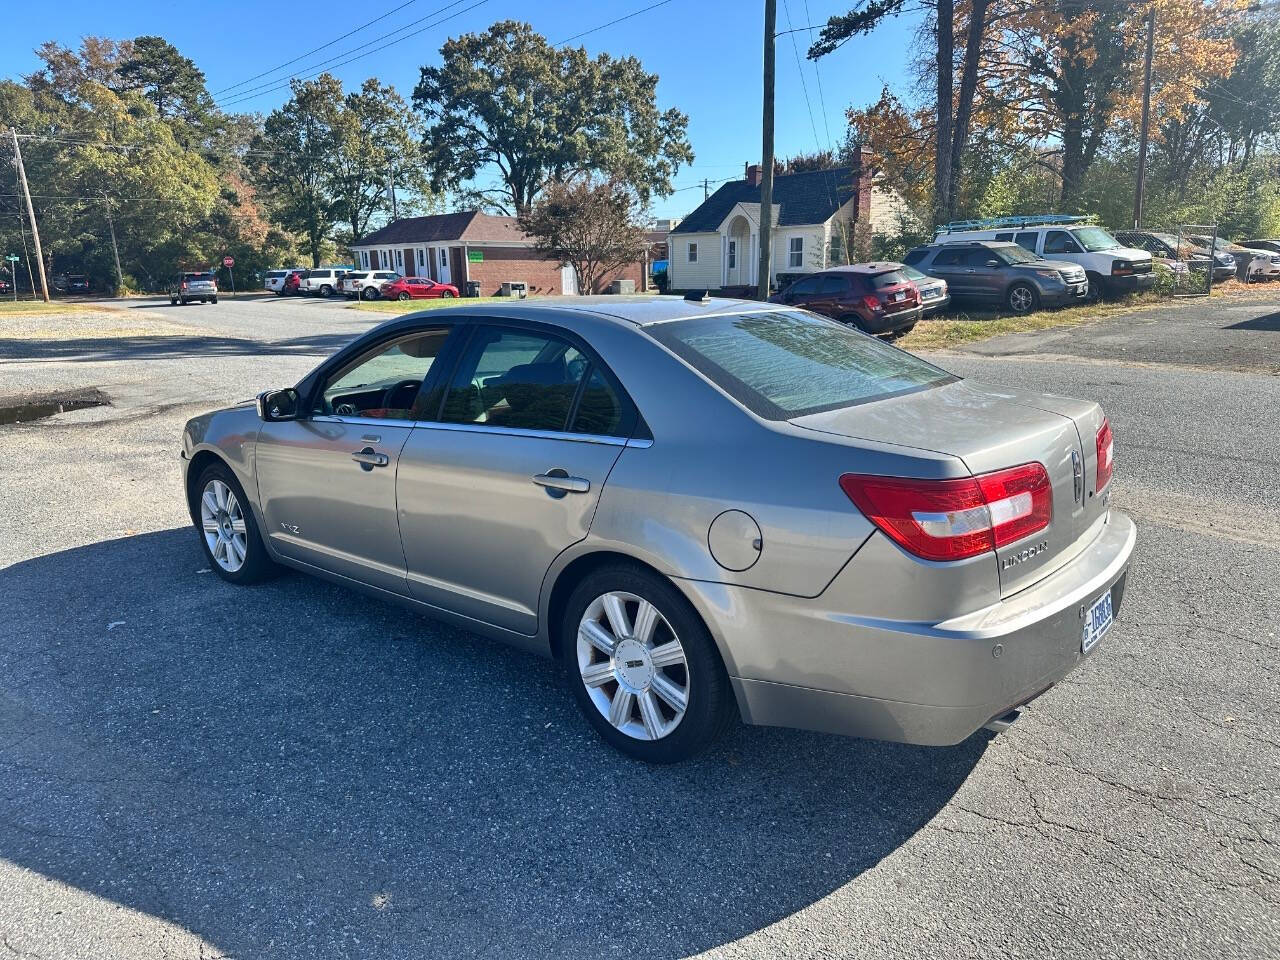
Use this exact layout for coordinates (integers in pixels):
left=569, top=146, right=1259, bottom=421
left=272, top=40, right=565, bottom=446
left=532, top=471, right=590, bottom=495
left=352, top=447, right=390, bottom=470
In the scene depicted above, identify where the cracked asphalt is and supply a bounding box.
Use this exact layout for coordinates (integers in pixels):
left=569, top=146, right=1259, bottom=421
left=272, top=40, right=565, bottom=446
left=1, top=292, right=1277, bottom=958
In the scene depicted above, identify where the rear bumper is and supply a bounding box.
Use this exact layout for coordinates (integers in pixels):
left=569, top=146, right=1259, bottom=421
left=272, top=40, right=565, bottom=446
left=707, top=510, right=1135, bottom=746
left=863, top=304, right=923, bottom=334
left=921, top=293, right=950, bottom=316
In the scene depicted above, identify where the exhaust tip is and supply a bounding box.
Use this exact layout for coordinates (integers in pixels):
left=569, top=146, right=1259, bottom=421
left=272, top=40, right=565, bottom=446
left=983, top=708, right=1021, bottom=734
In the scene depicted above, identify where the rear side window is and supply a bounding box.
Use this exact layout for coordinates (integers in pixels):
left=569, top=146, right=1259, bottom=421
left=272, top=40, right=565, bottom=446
left=651, top=310, right=954, bottom=420
left=902, top=248, right=927, bottom=266
left=932, top=249, right=965, bottom=266
left=266, top=271, right=286, bottom=279
left=817, top=274, right=847, bottom=295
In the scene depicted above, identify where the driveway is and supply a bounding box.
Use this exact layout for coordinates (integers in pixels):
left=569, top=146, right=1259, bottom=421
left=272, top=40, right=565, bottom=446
left=1, top=292, right=1277, bottom=959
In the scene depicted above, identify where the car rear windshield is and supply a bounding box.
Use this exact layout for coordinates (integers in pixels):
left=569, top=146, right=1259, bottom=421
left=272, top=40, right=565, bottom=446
left=866, top=270, right=909, bottom=290
left=184, top=272, right=214, bottom=281
left=650, top=310, right=955, bottom=420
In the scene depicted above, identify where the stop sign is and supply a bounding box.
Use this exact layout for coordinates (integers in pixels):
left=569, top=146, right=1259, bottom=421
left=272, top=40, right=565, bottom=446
left=223, top=256, right=235, bottom=267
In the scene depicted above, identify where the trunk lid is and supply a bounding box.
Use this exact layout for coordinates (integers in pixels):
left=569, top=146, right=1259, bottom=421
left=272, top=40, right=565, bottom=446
left=792, top=378, right=1107, bottom=596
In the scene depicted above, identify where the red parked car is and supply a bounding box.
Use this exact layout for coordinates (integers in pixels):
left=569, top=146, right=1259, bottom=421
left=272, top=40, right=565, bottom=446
left=768, top=263, right=923, bottom=336
left=380, top=276, right=459, bottom=301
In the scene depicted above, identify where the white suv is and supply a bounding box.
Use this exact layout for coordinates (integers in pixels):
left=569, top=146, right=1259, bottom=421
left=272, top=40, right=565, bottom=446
left=296, top=268, right=346, bottom=297
left=935, top=219, right=1155, bottom=300
left=264, top=268, right=302, bottom=294
left=341, top=270, right=400, bottom=300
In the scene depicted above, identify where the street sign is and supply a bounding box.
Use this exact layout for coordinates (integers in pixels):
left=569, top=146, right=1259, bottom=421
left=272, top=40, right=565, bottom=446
left=4, top=255, right=18, bottom=261
left=223, top=256, right=235, bottom=267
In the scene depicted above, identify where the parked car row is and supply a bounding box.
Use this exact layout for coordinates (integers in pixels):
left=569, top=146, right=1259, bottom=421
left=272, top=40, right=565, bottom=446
left=266, top=267, right=460, bottom=302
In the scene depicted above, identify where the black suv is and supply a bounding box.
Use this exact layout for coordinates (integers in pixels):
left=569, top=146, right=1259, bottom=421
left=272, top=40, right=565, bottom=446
left=904, top=241, right=1088, bottom=313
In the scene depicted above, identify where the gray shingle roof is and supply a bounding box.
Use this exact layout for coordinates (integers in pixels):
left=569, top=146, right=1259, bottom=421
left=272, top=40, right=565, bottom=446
left=354, top=211, right=531, bottom=246
left=671, top=167, right=855, bottom=234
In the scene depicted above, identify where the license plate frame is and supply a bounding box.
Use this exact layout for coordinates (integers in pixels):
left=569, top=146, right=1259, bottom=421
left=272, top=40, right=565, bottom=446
left=1081, top=589, right=1113, bottom=654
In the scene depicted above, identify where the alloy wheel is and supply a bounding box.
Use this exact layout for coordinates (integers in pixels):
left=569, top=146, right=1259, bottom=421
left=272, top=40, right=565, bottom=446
left=576, top=591, right=690, bottom=741
left=1009, top=285, right=1035, bottom=313
left=200, top=479, right=248, bottom=573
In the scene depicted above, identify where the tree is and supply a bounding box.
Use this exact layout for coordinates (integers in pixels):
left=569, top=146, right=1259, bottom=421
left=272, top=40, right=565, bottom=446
left=116, top=36, right=217, bottom=135
left=329, top=79, right=433, bottom=246
left=781, top=150, right=840, bottom=173
left=252, top=76, right=344, bottom=266
left=810, top=0, right=991, bottom=224
left=413, top=20, right=693, bottom=213
left=519, top=178, right=648, bottom=295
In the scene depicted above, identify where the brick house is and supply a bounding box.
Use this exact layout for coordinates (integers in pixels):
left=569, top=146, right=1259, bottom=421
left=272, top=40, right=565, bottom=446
left=667, top=147, right=891, bottom=293
left=350, top=210, right=648, bottom=296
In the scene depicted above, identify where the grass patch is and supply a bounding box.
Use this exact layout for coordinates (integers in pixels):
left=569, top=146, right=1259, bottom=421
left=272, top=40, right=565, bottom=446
left=349, top=295, right=541, bottom=314
left=0, top=300, right=93, bottom=316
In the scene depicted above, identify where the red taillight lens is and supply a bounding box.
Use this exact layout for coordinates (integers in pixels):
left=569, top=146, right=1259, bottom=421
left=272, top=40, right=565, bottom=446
left=181, top=282, right=187, bottom=289
left=862, top=294, right=882, bottom=311
left=839, top=462, right=1052, bottom=562
left=1095, top=418, right=1114, bottom=492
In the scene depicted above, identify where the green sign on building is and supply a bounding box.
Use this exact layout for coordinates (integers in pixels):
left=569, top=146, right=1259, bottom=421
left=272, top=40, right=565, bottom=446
left=467, top=249, right=484, bottom=263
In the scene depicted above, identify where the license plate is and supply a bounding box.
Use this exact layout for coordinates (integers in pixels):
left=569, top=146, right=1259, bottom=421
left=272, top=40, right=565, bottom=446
left=891, top=291, right=904, bottom=302
left=1081, top=589, right=1113, bottom=654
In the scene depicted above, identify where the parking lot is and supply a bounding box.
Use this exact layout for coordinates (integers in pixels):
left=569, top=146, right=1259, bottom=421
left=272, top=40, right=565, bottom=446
left=2, top=292, right=1278, bottom=959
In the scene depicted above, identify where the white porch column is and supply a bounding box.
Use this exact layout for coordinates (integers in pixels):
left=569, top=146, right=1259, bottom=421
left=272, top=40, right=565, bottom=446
left=721, top=234, right=728, bottom=288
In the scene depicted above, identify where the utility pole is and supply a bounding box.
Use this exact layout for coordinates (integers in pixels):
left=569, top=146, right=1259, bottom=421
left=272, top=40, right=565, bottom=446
left=757, top=0, right=777, bottom=301
left=103, top=196, right=123, bottom=294
left=10, top=129, right=49, bottom=302
left=388, top=165, right=399, bottom=220
left=1133, top=6, right=1156, bottom=228
left=703, top=178, right=710, bottom=201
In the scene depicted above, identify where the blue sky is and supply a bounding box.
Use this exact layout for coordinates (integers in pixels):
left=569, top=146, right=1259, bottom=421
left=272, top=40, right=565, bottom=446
left=2, top=0, right=921, bottom=221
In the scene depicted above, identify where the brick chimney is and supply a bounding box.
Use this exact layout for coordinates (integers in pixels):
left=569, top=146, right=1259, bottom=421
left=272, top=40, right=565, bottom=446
left=744, top=163, right=762, bottom=187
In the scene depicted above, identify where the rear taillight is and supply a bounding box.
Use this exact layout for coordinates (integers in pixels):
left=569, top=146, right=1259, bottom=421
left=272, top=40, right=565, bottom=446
left=1095, top=418, right=1113, bottom=492
left=839, top=462, right=1052, bottom=562
left=181, top=282, right=187, bottom=290
left=862, top=294, right=882, bottom=312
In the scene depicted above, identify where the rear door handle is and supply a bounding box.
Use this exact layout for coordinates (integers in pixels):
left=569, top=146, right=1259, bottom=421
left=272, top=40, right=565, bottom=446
left=351, top=447, right=390, bottom=469
left=532, top=472, right=590, bottom=494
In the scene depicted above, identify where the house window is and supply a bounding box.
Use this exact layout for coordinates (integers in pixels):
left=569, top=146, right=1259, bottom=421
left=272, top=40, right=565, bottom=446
left=361, top=250, right=369, bottom=269
left=688, top=242, right=698, bottom=263
left=727, top=240, right=736, bottom=269
left=418, top=249, right=426, bottom=269
left=788, top=237, right=804, bottom=268
left=440, top=249, right=448, bottom=268
left=395, top=249, right=404, bottom=267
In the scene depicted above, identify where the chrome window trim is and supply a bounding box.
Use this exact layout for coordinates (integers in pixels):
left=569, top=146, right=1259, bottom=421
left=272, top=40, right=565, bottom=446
left=308, top=414, right=639, bottom=446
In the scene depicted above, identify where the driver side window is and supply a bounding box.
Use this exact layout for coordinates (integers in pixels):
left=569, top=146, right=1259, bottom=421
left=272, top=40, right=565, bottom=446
left=315, top=328, right=450, bottom=420
left=1044, top=230, right=1081, bottom=255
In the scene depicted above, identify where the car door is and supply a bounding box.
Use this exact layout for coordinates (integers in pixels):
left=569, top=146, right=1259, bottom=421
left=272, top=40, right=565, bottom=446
left=254, top=325, right=455, bottom=594
left=963, top=249, right=1005, bottom=300
left=1041, top=229, right=1083, bottom=266
left=396, top=323, right=636, bottom=635
left=812, top=272, right=850, bottom=318
left=927, top=248, right=971, bottom=296
left=780, top=274, right=823, bottom=309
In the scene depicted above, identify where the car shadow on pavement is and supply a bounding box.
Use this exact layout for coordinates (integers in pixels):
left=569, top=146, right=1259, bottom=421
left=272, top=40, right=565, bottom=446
left=0, top=529, right=987, bottom=959
left=1223, top=310, right=1280, bottom=331
left=0, top=334, right=360, bottom=363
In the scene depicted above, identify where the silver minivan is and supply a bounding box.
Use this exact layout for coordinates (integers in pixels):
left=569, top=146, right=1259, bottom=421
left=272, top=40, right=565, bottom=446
left=168, top=271, right=218, bottom=305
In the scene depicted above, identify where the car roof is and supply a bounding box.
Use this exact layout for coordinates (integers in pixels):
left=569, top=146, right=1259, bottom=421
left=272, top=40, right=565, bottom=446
left=821, top=263, right=904, bottom=274
left=921, top=239, right=1010, bottom=250
left=365, top=295, right=773, bottom=333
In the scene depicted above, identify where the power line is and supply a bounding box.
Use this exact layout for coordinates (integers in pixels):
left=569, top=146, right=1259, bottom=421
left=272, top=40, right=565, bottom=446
left=212, top=0, right=421, bottom=95
left=780, top=0, right=823, bottom=151
left=0, top=193, right=187, bottom=202
left=555, top=0, right=676, bottom=46
left=802, top=0, right=835, bottom=151
left=216, top=0, right=487, bottom=108
left=12, top=132, right=293, bottom=159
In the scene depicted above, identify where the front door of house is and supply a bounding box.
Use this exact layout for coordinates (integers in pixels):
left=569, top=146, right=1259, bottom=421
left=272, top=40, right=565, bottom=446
left=368, top=250, right=379, bottom=269
left=448, top=248, right=462, bottom=288
left=403, top=248, right=417, bottom=277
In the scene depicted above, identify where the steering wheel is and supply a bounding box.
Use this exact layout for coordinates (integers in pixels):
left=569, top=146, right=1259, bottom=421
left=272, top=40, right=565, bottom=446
left=381, top=379, right=422, bottom=411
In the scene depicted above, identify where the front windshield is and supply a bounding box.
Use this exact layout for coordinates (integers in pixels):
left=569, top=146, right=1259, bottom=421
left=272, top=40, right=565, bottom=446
left=1071, top=227, right=1121, bottom=252
left=994, top=244, right=1039, bottom=265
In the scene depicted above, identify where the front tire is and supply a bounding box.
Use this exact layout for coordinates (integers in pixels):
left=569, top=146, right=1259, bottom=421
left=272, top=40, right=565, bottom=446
left=319, top=284, right=332, bottom=297
left=193, top=463, right=276, bottom=585
left=397, top=291, right=411, bottom=301
left=441, top=290, right=455, bottom=299
left=210, top=297, right=218, bottom=304
left=563, top=564, right=735, bottom=763
left=361, top=287, right=377, bottom=301
left=1006, top=282, right=1038, bottom=314
left=1085, top=272, right=1104, bottom=302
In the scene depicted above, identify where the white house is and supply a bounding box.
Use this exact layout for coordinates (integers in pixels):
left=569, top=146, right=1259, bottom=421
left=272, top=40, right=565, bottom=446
left=667, top=149, right=884, bottom=292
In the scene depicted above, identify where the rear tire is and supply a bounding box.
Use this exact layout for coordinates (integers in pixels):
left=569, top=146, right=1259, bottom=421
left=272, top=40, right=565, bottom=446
left=838, top=314, right=870, bottom=333
left=192, top=462, right=277, bottom=585
left=319, top=284, right=332, bottom=297
left=362, top=287, right=377, bottom=301
left=210, top=297, right=218, bottom=304
left=562, top=564, right=735, bottom=763
left=1006, top=282, right=1038, bottom=314
left=170, top=297, right=178, bottom=305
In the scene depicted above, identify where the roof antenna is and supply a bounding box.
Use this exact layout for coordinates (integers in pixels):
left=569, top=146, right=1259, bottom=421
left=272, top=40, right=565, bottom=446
left=683, top=289, right=711, bottom=303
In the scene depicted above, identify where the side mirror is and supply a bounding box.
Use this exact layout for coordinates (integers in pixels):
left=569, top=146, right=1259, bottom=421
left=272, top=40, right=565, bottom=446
left=256, top=388, right=300, bottom=422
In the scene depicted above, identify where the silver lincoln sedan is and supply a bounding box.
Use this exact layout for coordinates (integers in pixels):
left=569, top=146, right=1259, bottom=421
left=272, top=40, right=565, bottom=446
left=180, top=296, right=1134, bottom=763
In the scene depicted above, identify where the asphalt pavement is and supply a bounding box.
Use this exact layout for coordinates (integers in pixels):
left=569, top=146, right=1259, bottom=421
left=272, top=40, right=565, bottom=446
left=1, top=292, right=1277, bottom=959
